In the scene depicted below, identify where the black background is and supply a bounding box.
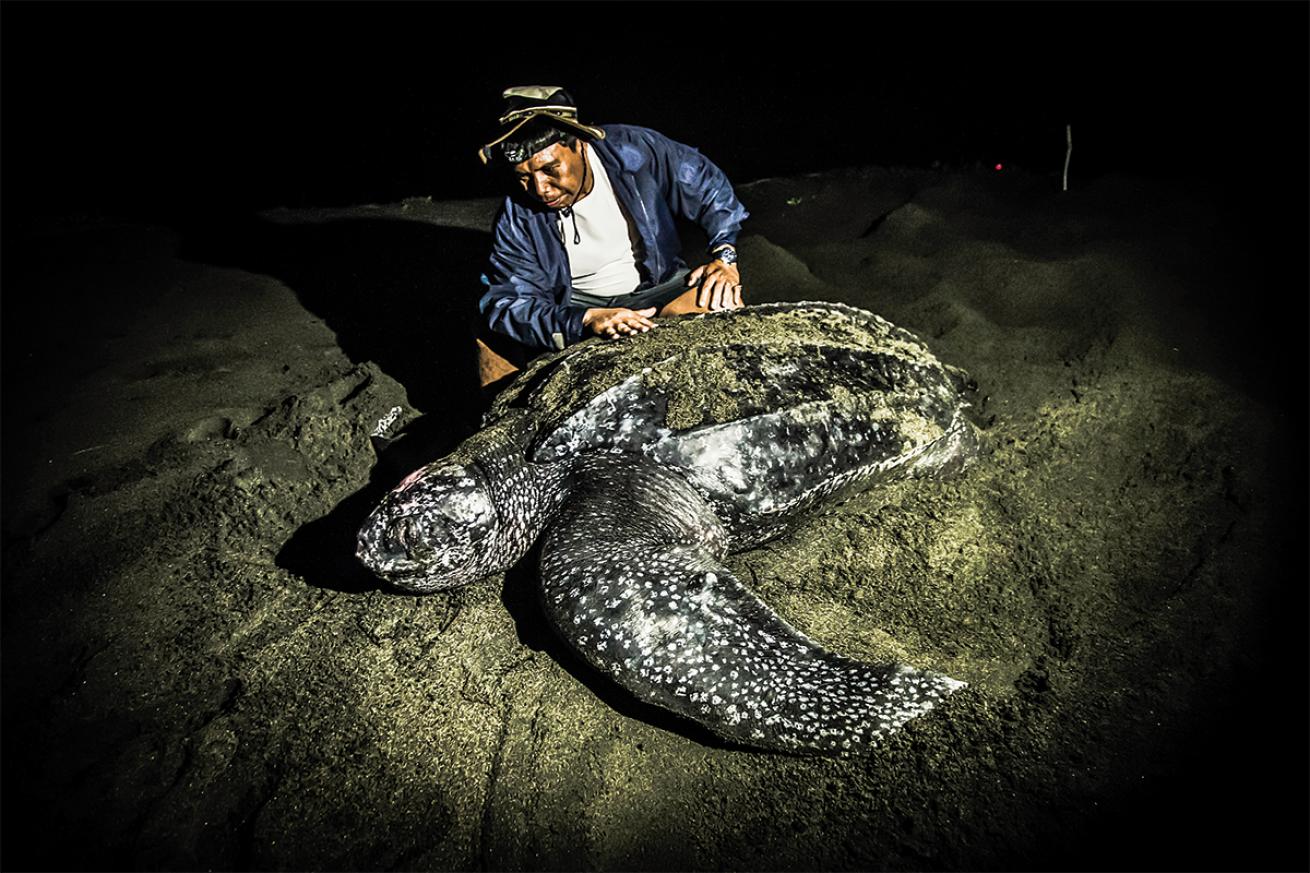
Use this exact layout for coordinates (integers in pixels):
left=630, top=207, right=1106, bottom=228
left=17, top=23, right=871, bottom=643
left=2, top=1, right=1306, bottom=224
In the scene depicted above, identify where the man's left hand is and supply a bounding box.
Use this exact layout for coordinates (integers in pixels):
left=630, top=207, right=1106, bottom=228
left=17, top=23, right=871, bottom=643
left=688, top=260, right=743, bottom=311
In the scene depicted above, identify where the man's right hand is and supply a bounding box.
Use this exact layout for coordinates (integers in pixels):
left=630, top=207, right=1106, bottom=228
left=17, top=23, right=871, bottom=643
left=583, top=306, right=657, bottom=340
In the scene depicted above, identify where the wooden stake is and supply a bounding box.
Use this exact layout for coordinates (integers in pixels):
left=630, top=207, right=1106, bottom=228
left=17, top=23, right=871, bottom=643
left=1063, top=124, right=1073, bottom=192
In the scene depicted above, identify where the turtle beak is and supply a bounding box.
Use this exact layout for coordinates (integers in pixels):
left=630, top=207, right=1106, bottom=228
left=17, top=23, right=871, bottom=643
left=356, top=506, right=410, bottom=571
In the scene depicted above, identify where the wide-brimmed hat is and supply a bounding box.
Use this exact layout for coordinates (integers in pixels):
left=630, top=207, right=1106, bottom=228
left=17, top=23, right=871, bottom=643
left=478, top=85, right=606, bottom=165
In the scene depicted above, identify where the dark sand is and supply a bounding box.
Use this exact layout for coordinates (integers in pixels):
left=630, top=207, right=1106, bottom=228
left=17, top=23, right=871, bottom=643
left=3, top=167, right=1306, bottom=871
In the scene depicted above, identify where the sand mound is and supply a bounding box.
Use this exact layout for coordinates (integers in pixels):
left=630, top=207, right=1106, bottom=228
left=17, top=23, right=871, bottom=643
left=3, top=170, right=1302, bottom=871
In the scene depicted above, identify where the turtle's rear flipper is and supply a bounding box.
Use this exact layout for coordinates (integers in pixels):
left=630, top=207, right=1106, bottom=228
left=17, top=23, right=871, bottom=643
left=539, top=455, right=965, bottom=755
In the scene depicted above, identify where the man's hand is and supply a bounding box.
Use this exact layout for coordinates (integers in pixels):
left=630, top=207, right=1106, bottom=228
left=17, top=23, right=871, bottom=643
left=583, top=306, right=657, bottom=340
left=687, top=260, right=743, bottom=311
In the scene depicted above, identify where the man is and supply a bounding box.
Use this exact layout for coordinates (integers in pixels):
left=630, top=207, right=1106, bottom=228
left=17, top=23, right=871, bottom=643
left=475, top=86, right=750, bottom=387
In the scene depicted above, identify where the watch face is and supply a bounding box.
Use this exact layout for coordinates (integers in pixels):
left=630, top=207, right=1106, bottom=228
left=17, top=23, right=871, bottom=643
left=717, top=248, right=738, bottom=265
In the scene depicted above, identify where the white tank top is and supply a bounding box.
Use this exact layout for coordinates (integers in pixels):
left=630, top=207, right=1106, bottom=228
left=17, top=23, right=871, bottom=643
left=563, top=145, right=643, bottom=298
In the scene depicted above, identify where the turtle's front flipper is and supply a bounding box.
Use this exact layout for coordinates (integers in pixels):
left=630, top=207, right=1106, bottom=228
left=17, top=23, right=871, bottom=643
left=540, top=455, right=965, bottom=755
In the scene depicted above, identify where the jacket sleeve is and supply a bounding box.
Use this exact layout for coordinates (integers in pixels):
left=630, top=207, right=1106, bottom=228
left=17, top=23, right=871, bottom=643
left=648, top=130, right=750, bottom=254
left=478, top=206, right=588, bottom=352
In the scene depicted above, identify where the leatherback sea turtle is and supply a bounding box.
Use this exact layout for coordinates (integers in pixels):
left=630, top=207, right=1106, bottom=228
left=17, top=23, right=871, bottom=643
left=358, top=301, right=981, bottom=754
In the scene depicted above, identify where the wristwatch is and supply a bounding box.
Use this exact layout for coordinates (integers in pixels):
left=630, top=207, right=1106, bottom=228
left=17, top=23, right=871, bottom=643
left=713, top=245, right=738, bottom=266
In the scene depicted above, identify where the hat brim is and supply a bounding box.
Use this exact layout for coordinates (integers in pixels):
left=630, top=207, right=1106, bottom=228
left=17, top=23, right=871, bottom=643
left=478, top=112, right=606, bottom=165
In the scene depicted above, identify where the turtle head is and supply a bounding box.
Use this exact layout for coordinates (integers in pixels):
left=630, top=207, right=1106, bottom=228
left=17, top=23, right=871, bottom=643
left=357, top=459, right=503, bottom=592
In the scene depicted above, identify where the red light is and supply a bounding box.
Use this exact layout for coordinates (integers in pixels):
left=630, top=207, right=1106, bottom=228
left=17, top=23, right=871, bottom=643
left=994, top=163, right=1003, bottom=171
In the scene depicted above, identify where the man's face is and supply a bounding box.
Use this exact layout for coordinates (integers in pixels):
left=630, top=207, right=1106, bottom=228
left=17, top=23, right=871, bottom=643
left=511, top=140, right=586, bottom=210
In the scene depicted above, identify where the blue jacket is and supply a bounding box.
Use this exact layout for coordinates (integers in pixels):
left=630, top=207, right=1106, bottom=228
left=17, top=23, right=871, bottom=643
left=479, top=124, right=749, bottom=351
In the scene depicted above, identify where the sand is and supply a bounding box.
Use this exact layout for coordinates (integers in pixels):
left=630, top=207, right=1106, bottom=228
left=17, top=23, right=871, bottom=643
left=2, top=166, right=1305, bottom=871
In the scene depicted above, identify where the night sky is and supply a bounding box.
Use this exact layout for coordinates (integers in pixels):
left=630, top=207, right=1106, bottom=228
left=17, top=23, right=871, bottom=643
left=3, top=1, right=1306, bottom=228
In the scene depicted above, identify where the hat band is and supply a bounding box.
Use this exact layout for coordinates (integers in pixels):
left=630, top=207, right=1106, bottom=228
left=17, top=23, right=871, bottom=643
left=497, top=105, right=581, bottom=125
left=478, top=113, right=606, bottom=165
